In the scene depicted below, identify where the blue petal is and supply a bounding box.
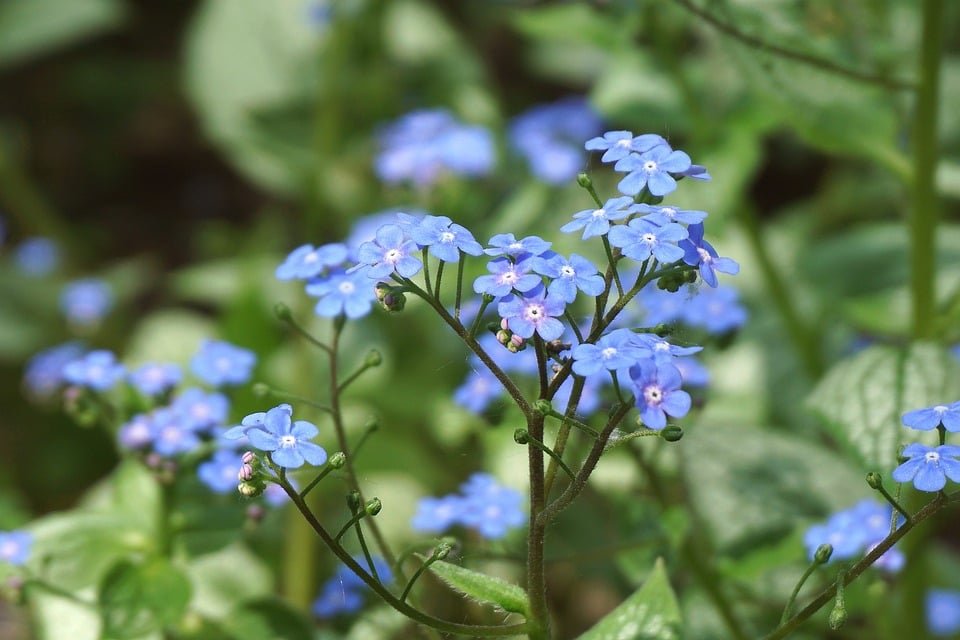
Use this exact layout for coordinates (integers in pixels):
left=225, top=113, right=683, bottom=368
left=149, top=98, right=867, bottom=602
left=298, top=441, right=328, bottom=466
left=247, top=428, right=280, bottom=451
left=272, top=446, right=305, bottom=469
left=913, top=462, right=946, bottom=492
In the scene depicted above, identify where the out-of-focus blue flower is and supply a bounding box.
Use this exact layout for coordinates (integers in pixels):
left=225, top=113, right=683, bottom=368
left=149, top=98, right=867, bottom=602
left=629, top=361, right=690, bottom=430
left=313, top=582, right=365, bottom=618
left=150, top=408, right=202, bottom=457
left=484, top=233, right=551, bottom=259
left=24, top=342, right=85, bottom=397
left=276, top=243, right=348, bottom=281
left=682, top=286, right=748, bottom=334
left=190, top=340, right=256, bottom=387
left=412, top=495, right=467, bottom=533
left=561, top=196, right=639, bottom=240
left=118, top=413, right=155, bottom=450
left=408, top=215, right=483, bottom=263
left=637, top=204, right=708, bottom=226
left=263, top=482, right=290, bottom=507
left=928, top=590, right=960, bottom=637
left=172, top=388, right=229, bottom=431
left=353, top=224, right=422, bottom=279
left=60, top=279, right=113, bottom=326
left=531, top=253, right=604, bottom=303
left=510, top=98, right=603, bottom=184
left=472, top=257, right=541, bottom=298
left=453, top=369, right=502, bottom=413
left=227, top=404, right=327, bottom=469
left=637, top=285, right=687, bottom=326
left=375, top=109, right=494, bottom=186
left=14, top=237, right=59, bottom=276
left=675, top=357, right=710, bottom=387
left=553, top=372, right=605, bottom=417
left=0, top=530, right=32, bottom=566
left=306, top=270, right=377, bottom=320
left=459, top=473, right=526, bottom=539
left=680, top=223, right=740, bottom=288
left=892, top=443, right=960, bottom=492
left=62, top=350, right=125, bottom=391
left=584, top=131, right=666, bottom=163
left=614, top=144, right=692, bottom=197
left=609, top=219, right=688, bottom=264
left=129, top=363, right=181, bottom=397
left=571, top=328, right=648, bottom=377
left=902, top=402, right=960, bottom=432
left=803, top=500, right=903, bottom=573
left=198, top=449, right=242, bottom=494
left=498, top=286, right=566, bottom=341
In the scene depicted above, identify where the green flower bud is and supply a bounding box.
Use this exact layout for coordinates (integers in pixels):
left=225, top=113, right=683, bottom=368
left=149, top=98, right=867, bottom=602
left=328, top=452, right=347, bottom=469
left=381, top=291, right=406, bottom=312
left=346, top=490, right=362, bottom=511
left=273, top=302, right=292, bottom=322
left=865, top=472, right=883, bottom=490
left=364, top=417, right=379, bottom=433
left=828, top=603, right=847, bottom=630
left=433, top=541, right=453, bottom=560
left=238, top=480, right=265, bottom=498
left=514, top=429, right=530, bottom=445
left=661, top=425, right=684, bottom=442
left=814, top=543, right=834, bottom=565
left=365, top=349, right=383, bottom=367
left=684, top=269, right=698, bottom=284
left=576, top=172, right=593, bottom=189
left=534, top=399, right=553, bottom=416
left=365, top=498, right=382, bottom=516
left=375, top=282, right=391, bottom=301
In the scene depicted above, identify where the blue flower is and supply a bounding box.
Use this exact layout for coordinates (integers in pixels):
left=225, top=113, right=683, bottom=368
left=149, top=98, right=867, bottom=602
left=484, top=233, right=552, bottom=258
left=561, top=196, right=639, bottom=239
left=682, top=286, right=748, bottom=334
left=276, top=243, right=348, bottom=280
left=680, top=223, right=740, bottom=287
left=408, top=215, right=483, bottom=263
left=60, top=279, right=113, bottom=326
left=412, top=495, right=467, bottom=533
left=454, top=369, right=502, bottom=414
left=353, top=224, right=422, bottom=279
left=191, top=340, right=256, bottom=387
left=172, top=387, right=229, bottom=430
left=150, top=408, right=202, bottom=457
left=633, top=333, right=702, bottom=366
left=629, top=361, right=691, bottom=430
left=584, top=131, right=666, bottom=163
left=0, top=530, right=32, bottom=566
left=608, top=219, right=688, bottom=264
left=118, top=414, right=155, bottom=450
left=306, top=270, right=377, bottom=319
left=313, top=582, right=365, bottom=618
left=892, top=443, right=960, bottom=492
left=472, top=257, right=542, bottom=298
left=675, top=357, right=710, bottom=387
left=902, top=402, right=960, bottom=432
left=803, top=500, right=904, bottom=573
left=62, top=350, right=125, bottom=391
left=928, top=590, right=960, bottom=637
left=553, top=373, right=605, bottom=416
left=232, top=404, right=327, bottom=469
left=24, top=342, right=85, bottom=397
left=531, top=253, right=604, bottom=303
left=679, top=164, right=711, bottom=181
left=497, top=286, right=566, bottom=341
left=129, top=363, right=181, bottom=396
left=510, top=98, right=603, bottom=184
left=614, top=144, right=692, bottom=197
left=345, top=210, right=425, bottom=259
left=571, top=328, right=649, bottom=377
left=636, top=204, right=707, bottom=226
left=14, top=237, right=59, bottom=276
left=636, top=285, right=687, bottom=326
left=459, top=473, right=526, bottom=539
left=198, top=450, right=242, bottom=494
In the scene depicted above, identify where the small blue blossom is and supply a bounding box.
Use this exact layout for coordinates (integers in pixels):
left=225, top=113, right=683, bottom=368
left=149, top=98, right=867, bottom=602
left=24, top=342, right=85, bottom=397
left=346, top=210, right=425, bottom=259
left=129, top=363, right=181, bottom=396
left=263, top=482, right=291, bottom=507
left=675, top=357, right=710, bottom=387
left=229, top=404, right=327, bottom=469
left=531, top=253, right=604, bottom=303
left=118, top=413, right=155, bottom=450
left=408, top=215, right=483, bottom=263
left=803, top=500, right=903, bottom=572
left=682, top=286, right=748, bottom=334
left=608, top=219, right=688, bottom=264
left=679, top=164, right=711, bottom=181
left=472, top=257, right=542, bottom=298
left=62, top=350, right=126, bottom=391
left=510, top=98, right=602, bottom=184
left=198, top=449, right=242, bottom=494
left=172, top=387, right=229, bottom=431
left=629, top=361, right=691, bottom=430
left=680, top=224, right=740, bottom=287
left=902, top=402, right=960, bottom=432
left=636, top=204, right=708, bottom=226
left=459, top=473, right=526, bottom=539
left=584, top=131, right=666, bottom=163
left=313, top=582, right=364, bottom=618
left=0, top=530, right=32, bottom=566
left=497, top=286, right=567, bottom=341
left=636, top=285, right=687, bottom=326
left=191, top=340, right=256, bottom=387
left=561, top=196, right=639, bottom=240
left=928, top=590, right=960, bottom=637
left=553, top=373, right=605, bottom=416
left=633, top=333, right=702, bottom=366
left=353, top=224, right=422, bottom=279
left=571, top=328, right=649, bottom=377
left=614, top=144, right=692, bottom=197
left=484, top=233, right=552, bottom=258
left=275, top=243, right=348, bottom=280
left=150, top=408, right=202, bottom=457
left=14, top=237, right=59, bottom=276
left=892, top=443, right=960, bottom=492
left=412, top=495, right=467, bottom=533
left=305, top=270, right=377, bottom=320
left=453, top=369, right=502, bottom=413
left=60, top=279, right=113, bottom=326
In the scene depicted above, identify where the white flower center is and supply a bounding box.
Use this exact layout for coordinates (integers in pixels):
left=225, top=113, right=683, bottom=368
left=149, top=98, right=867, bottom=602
left=643, top=160, right=658, bottom=173
left=601, top=347, right=618, bottom=360
left=560, top=265, right=576, bottom=278
left=440, top=231, right=455, bottom=243
left=384, top=248, right=401, bottom=263
left=304, top=252, right=319, bottom=264
left=925, top=451, right=940, bottom=463
left=192, top=404, right=210, bottom=419
left=934, top=405, right=949, bottom=413
left=508, top=242, right=524, bottom=251
left=615, top=138, right=631, bottom=148
left=0, top=541, right=17, bottom=559
left=524, top=304, right=545, bottom=321
left=643, top=384, right=663, bottom=405
left=661, top=207, right=676, bottom=218
left=697, top=247, right=712, bottom=263
left=500, top=270, right=518, bottom=284
left=215, top=357, right=231, bottom=372
left=642, top=233, right=657, bottom=244
left=162, top=426, right=182, bottom=443
left=280, top=434, right=297, bottom=447
left=88, top=365, right=105, bottom=380
left=338, top=281, right=356, bottom=294
left=654, top=342, right=670, bottom=352
left=592, top=208, right=606, bottom=218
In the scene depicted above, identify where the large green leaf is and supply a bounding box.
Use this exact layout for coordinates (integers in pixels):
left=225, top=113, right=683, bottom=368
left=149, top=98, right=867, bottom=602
left=808, top=342, right=960, bottom=470
left=221, top=598, right=313, bottom=640
left=577, top=558, right=681, bottom=640
left=98, top=558, right=191, bottom=639
left=0, top=0, right=123, bottom=68
left=426, top=558, right=529, bottom=616
left=684, top=424, right=866, bottom=553
left=27, top=583, right=101, bottom=640
left=186, top=543, right=273, bottom=620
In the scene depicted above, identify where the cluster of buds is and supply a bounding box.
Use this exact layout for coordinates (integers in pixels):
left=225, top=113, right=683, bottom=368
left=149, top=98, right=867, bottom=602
left=375, top=283, right=406, bottom=313
left=237, top=451, right=267, bottom=498
left=656, top=268, right=697, bottom=293
left=493, top=319, right=526, bottom=353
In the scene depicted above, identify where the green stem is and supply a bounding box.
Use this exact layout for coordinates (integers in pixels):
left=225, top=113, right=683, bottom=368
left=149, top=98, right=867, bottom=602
left=299, top=459, right=340, bottom=500
left=335, top=509, right=370, bottom=543
left=422, top=249, right=433, bottom=298
left=454, top=256, right=466, bottom=321
left=602, top=236, right=624, bottom=296
left=526, top=413, right=550, bottom=640
left=543, top=377, right=585, bottom=499
left=434, top=260, right=445, bottom=304
left=780, top=562, right=822, bottom=624
left=469, top=296, right=493, bottom=340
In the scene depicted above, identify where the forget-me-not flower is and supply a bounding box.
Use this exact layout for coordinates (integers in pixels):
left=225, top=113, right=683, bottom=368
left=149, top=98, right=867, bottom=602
left=24, top=342, right=85, bottom=397
left=561, top=196, right=639, bottom=240
left=276, top=243, right=348, bottom=280
left=531, top=253, right=604, bottom=303
left=584, top=131, right=666, bottom=163
left=118, top=413, right=155, bottom=450
left=306, top=270, right=377, bottom=320
left=608, top=219, right=688, bottom=264
left=0, top=530, right=32, bottom=566
left=14, top=237, right=59, bottom=276
left=497, top=286, right=566, bottom=341
left=614, top=144, right=692, bottom=197
left=636, top=204, right=708, bottom=226
left=412, top=495, right=467, bottom=533
left=510, top=98, right=602, bottom=184
left=62, top=350, right=126, bottom=391
left=228, top=404, right=327, bottom=469
left=61, top=279, right=113, bottom=326
left=682, top=286, right=748, bottom=334
left=191, top=340, right=256, bottom=387
left=928, top=590, right=960, bottom=637
left=150, top=408, right=202, bottom=457
left=681, top=223, right=740, bottom=287
left=902, top=402, right=960, bottom=432
left=129, top=363, right=181, bottom=396
left=173, top=387, right=229, bottom=431
left=353, top=224, right=422, bottom=279
left=472, top=257, right=541, bottom=298
left=198, top=449, right=243, bottom=494
left=408, top=215, right=483, bottom=263
left=484, top=233, right=552, bottom=259
left=892, top=443, right=960, bottom=492
left=629, top=361, right=691, bottom=430
left=459, top=473, right=526, bottom=539
left=571, top=328, right=649, bottom=377
left=453, top=369, right=502, bottom=414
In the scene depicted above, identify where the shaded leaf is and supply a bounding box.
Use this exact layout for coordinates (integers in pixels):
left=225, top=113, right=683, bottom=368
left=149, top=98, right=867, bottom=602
left=578, top=558, right=681, bottom=640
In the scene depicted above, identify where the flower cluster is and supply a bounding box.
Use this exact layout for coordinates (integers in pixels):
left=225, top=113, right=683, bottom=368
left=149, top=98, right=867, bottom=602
left=510, top=97, right=602, bottom=184
left=118, top=387, right=229, bottom=457
left=312, top=556, right=392, bottom=619
left=23, top=341, right=86, bottom=398
left=893, top=403, right=960, bottom=492
left=803, top=500, right=904, bottom=572
left=412, top=473, right=525, bottom=540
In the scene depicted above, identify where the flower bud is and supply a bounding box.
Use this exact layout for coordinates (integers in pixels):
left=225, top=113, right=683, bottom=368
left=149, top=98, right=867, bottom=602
left=346, top=490, right=362, bottom=512
left=245, top=504, right=266, bottom=523
left=496, top=329, right=511, bottom=346
left=828, top=602, right=847, bottom=630
left=865, top=472, right=883, bottom=490
left=510, top=334, right=524, bottom=349
left=252, top=382, right=270, bottom=397
left=545, top=339, right=570, bottom=355
left=500, top=318, right=510, bottom=331
left=433, top=541, right=453, bottom=561
left=375, top=282, right=391, bottom=302
left=576, top=172, right=593, bottom=189
left=684, top=269, right=698, bottom=284
left=273, top=302, right=292, bottom=322
left=328, top=451, right=347, bottom=469
left=365, top=349, right=383, bottom=367
left=661, top=425, right=684, bottom=442
left=534, top=399, right=553, bottom=416
left=145, top=453, right=163, bottom=469
left=238, top=463, right=255, bottom=481
left=364, top=417, right=379, bottom=433
left=814, top=543, right=834, bottom=565
left=896, top=444, right=908, bottom=464
left=238, top=480, right=265, bottom=498
left=380, top=291, right=406, bottom=312
left=514, top=429, right=530, bottom=445
left=242, top=451, right=256, bottom=465
left=365, top=498, right=382, bottom=516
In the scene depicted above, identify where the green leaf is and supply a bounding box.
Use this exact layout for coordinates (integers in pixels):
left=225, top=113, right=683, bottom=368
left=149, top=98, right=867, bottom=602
left=808, top=342, right=960, bottom=470
left=186, top=543, right=273, bottom=620
left=27, top=583, right=101, bottom=640
left=511, top=4, right=633, bottom=50
left=684, top=424, right=866, bottom=553
left=426, top=558, right=529, bottom=616
left=221, top=598, right=313, bottom=640
left=577, top=558, right=681, bottom=640
left=108, top=461, right=162, bottom=537
left=98, top=558, right=191, bottom=639
left=0, top=0, right=124, bottom=69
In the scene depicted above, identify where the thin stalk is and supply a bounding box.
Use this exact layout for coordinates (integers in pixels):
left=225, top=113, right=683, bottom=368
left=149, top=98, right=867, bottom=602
left=422, top=249, right=433, bottom=298
left=469, top=296, right=493, bottom=339
left=602, top=236, right=624, bottom=296
left=526, top=412, right=550, bottom=640
left=454, top=256, right=466, bottom=321
left=280, top=314, right=333, bottom=355
left=335, top=509, right=370, bottom=543
left=299, top=460, right=340, bottom=500
left=543, top=377, right=585, bottom=500
left=434, top=260, right=445, bottom=304
left=353, top=512, right=380, bottom=582
left=520, top=430, right=576, bottom=481
left=780, top=562, right=822, bottom=624
left=564, top=311, right=585, bottom=344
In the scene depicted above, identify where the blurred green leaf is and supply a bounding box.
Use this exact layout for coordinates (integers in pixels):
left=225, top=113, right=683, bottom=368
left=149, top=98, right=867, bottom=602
left=577, top=557, right=681, bottom=640
left=427, top=558, right=529, bottom=616
left=27, top=583, right=101, bottom=640
left=511, top=4, right=634, bottom=50
left=98, top=558, right=191, bottom=639
left=221, top=598, right=313, bottom=640
left=808, top=342, right=960, bottom=470
left=186, top=543, right=274, bottom=620
left=0, top=0, right=124, bottom=69
left=107, top=460, right=161, bottom=538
